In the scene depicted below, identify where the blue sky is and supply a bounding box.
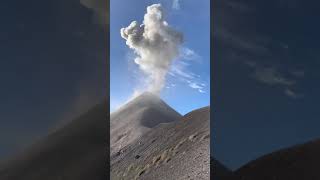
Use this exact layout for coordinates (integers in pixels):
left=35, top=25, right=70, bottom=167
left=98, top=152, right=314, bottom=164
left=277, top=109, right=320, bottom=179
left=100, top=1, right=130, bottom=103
left=213, top=0, right=320, bottom=169
left=110, top=0, right=210, bottom=115
left=0, top=1, right=107, bottom=161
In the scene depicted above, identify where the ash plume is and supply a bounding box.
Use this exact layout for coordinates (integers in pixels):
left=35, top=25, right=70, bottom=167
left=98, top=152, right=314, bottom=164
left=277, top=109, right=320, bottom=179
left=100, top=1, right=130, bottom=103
left=121, top=4, right=183, bottom=95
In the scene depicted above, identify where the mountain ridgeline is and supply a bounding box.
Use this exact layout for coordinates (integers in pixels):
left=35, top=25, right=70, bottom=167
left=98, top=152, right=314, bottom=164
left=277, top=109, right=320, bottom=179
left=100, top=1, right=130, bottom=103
left=213, top=138, right=320, bottom=180
left=0, top=102, right=108, bottom=180
left=110, top=92, right=182, bottom=156
left=0, top=92, right=210, bottom=180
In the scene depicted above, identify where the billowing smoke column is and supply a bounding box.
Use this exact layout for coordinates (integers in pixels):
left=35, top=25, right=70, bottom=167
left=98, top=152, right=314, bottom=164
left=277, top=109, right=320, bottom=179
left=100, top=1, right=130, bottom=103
left=121, top=4, right=183, bottom=95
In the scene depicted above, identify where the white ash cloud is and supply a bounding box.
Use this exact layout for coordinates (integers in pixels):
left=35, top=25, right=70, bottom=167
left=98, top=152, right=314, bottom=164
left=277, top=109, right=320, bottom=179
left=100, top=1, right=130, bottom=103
left=120, top=4, right=183, bottom=95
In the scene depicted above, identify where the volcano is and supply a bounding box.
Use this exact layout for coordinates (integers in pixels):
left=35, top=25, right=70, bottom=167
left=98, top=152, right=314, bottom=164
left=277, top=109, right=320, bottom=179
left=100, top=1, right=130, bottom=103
left=213, top=138, right=320, bottom=180
left=0, top=102, right=107, bottom=180
left=0, top=92, right=210, bottom=180
left=211, top=157, right=234, bottom=180
left=234, top=138, right=320, bottom=180
left=111, top=102, right=210, bottom=180
left=110, top=92, right=182, bottom=155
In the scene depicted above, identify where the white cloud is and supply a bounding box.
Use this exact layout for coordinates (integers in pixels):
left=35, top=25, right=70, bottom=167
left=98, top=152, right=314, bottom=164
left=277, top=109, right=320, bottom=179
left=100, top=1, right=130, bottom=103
left=245, top=62, right=304, bottom=99
left=284, top=88, right=303, bottom=99
left=171, top=63, right=196, bottom=80
left=189, top=82, right=202, bottom=89
left=253, top=67, right=295, bottom=86
left=169, top=51, right=207, bottom=94
left=180, top=47, right=201, bottom=61
left=189, top=82, right=206, bottom=93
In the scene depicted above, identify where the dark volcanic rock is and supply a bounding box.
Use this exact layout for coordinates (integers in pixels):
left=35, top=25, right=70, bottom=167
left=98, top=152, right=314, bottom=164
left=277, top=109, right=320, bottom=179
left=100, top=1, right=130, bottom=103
left=235, top=139, right=320, bottom=180
left=0, top=102, right=107, bottom=180
left=211, top=157, right=234, bottom=180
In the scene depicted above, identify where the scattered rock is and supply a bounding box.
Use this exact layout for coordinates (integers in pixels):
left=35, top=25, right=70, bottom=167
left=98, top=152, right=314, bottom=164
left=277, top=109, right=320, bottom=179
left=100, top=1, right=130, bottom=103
left=138, top=170, right=145, bottom=176
left=201, top=134, right=210, bottom=140
left=189, top=133, right=198, bottom=141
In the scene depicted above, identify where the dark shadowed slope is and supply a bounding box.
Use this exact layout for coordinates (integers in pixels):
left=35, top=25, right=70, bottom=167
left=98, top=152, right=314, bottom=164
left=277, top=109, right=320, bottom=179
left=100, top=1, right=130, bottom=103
left=211, top=157, right=234, bottom=180
left=0, top=102, right=107, bottom=180
left=235, top=138, right=320, bottom=180
left=110, top=92, right=181, bottom=155
left=111, top=106, right=210, bottom=180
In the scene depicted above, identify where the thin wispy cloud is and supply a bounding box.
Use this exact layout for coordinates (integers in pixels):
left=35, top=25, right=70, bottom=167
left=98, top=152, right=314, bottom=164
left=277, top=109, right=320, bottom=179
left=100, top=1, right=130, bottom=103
left=180, top=47, right=201, bottom=62
left=245, top=61, right=304, bottom=98
left=170, top=62, right=195, bottom=79
left=291, top=70, right=305, bottom=78
left=172, top=0, right=181, bottom=10
left=213, top=1, right=305, bottom=99
left=169, top=47, right=207, bottom=94
left=215, top=26, right=269, bottom=55
left=253, top=67, right=295, bottom=86
left=284, top=88, right=303, bottom=99
left=188, top=82, right=206, bottom=93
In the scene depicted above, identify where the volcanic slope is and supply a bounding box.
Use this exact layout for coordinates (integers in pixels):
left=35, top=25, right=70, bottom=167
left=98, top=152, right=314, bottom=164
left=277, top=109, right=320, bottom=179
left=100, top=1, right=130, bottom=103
left=235, top=138, right=320, bottom=180
left=111, top=106, right=210, bottom=180
left=110, top=92, right=182, bottom=155
left=211, top=157, right=234, bottom=180
left=0, top=102, right=107, bottom=180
